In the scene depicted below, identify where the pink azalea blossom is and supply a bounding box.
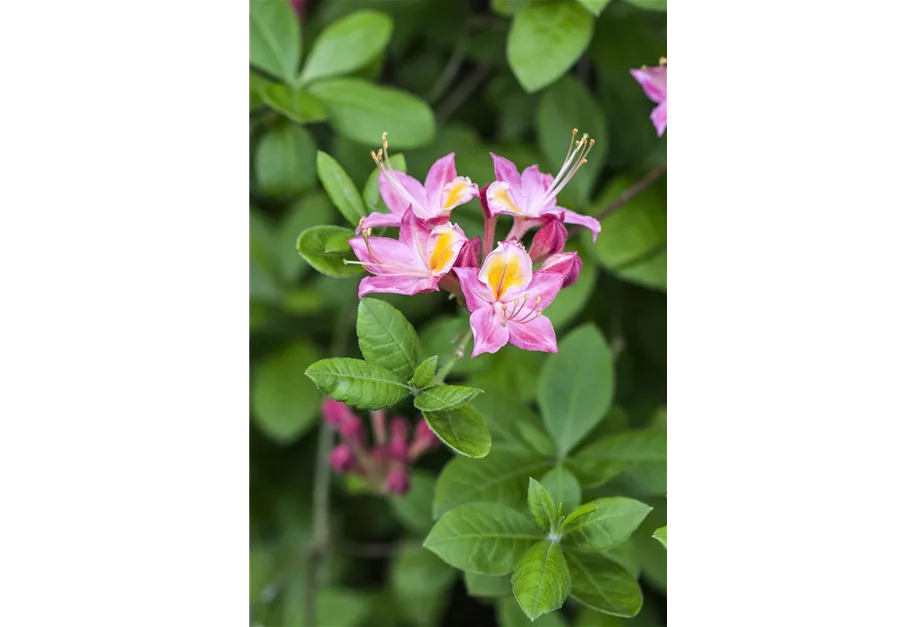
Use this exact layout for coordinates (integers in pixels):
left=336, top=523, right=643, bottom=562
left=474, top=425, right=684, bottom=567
left=630, top=60, right=667, bottom=136
left=454, top=240, right=565, bottom=357
left=484, top=135, right=602, bottom=242
left=348, top=207, right=467, bottom=299
left=540, top=251, right=582, bottom=288
left=360, top=134, right=478, bottom=230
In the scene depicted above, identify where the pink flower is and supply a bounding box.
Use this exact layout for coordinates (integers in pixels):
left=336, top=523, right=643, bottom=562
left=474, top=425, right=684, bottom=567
left=528, top=218, right=567, bottom=263
left=329, top=444, right=356, bottom=474
left=360, top=134, right=478, bottom=230
left=410, top=420, right=440, bottom=460
left=387, top=416, right=410, bottom=463
left=348, top=207, right=468, bottom=299
left=453, top=236, right=482, bottom=269
left=385, top=465, right=411, bottom=496
left=540, top=251, right=582, bottom=288
left=630, top=61, right=667, bottom=137
left=485, top=138, right=602, bottom=242
left=454, top=240, right=565, bottom=357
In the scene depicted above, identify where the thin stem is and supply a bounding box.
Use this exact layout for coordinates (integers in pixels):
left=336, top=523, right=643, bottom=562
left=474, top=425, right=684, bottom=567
left=427, top=38, right=468, bottom=102
left=435, top=64, right=490, bottom=124
left=430, top=328, right=473, bottom=386
left=594, top=162, right=667, bottom=222
left=370, top=410, right=386, bottom=446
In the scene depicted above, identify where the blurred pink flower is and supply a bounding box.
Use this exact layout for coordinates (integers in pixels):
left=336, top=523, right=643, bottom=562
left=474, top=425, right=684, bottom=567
left=631, top=60, right=667, bottom=136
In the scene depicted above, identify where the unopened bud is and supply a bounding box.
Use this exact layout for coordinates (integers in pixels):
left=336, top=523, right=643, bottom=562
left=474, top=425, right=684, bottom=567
left=478, top=183, right=493, bottom=219
left=387, top=416, right=410, bottom=463
left=385, top=465, right=411, bottom=496
left=339, top=415, right=364, bottom=442
left=540, top=251, right=582, bottom=288
left=322, top=398, right=355, bottom=428
left=328, top=444, right=355, bottom=474
left=409, top=419, right=440, bottom=460
left=529, top=218, right=568, bottom=263
left=454, top=236, right=482, bottom=269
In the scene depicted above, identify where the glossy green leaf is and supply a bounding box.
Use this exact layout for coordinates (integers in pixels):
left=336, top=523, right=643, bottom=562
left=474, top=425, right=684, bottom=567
left=388, top=470, right=436, bottom=534
left=310, top=78, right=435, bottom=148
left=537, top=324, right=614, bottom=457
left=588, top=173, right=666, bottom=271
left=415, top=385, right=483, bottom=412
left=508, top=2, right=594, bottom=93
left=296, top=225, right=365, bottom=278
left=423, top=503, right=542, bottom=575
left=497, top=595, right=568, bottom=627
left=616, top=248, right=666, bottom=292
left=577, top=0, right=612, bottom=15
left=566, top=551, right=642, bottom=617
left=250, top=71, right=272, bottom=110
left=527, top=477, right=557, bottom=532
left=653, top=526, right=666, bottom=549
left=363, top=152, right=406, bottom=216
left=316, top=151, right=367, bottom=227
left=623, top=0, right=667, bottom=10
left=600, top=538, right=642, bottom=579
left=252, top=342, right=321, bottom=443
left=411, top=356, right=438, bottom=388
left=300, top=10, right=393, bottom=84
left=469, top=387, right=542, bottom=452
left=539, top=466, right=581, bottom=511
left=512, top=541, right=571, bottom=622
left=249, top=0, right=300, bottom=83
left=465, top=571, right=512, bottom=598
left=356, top=298, right=421, bottom=381
left=567, top=427, right=666, bottom=488
left=261, top=84, right=328, bottom=124
left=516, top=422, right=556, bottom=457
left=277, top=193, right=334, bottom=284
left=422, top=404, right=491, bottom=459
left=255, top=121, right=317, bottom=198
left=434, top=449, right=553, bottom=518
left=305, top=358, right=410, bottom=410
left=633, top=499, right=667, bottom=592
left=562, top=498, right=652, bottom=551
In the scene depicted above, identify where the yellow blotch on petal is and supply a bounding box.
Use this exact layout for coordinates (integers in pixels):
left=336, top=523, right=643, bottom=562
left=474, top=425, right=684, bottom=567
left=485, top=253, right=526, bottom=300
left=442, top=179, right=471, bottom=210
left=428, top=231, right=458, bottom=273
left=492, top=186, right=519, bottom=213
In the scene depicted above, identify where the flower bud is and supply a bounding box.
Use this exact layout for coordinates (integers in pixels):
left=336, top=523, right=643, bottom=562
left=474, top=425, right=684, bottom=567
left=478, top=183, right=494, bottom=219
left=328, top=444, right=355, bottom=474
left=322, top=398, right=355, bottom=428
left=412, top=420, right=440, bottom=455
left=540, top=251, right=582, bottom=288
left=453, top=236, right=482, bottom=269
left=528, top=218, right=567, bottom=263
left=339, top=415, right=364, bottom=442
left=387, top=416, right=410, bottom=463
left=385, top=465, right=411, bottom=496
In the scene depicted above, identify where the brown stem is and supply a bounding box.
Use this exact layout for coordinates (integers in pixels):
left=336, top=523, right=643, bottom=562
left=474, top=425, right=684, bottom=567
left=593, top=162, right=667, bottom=222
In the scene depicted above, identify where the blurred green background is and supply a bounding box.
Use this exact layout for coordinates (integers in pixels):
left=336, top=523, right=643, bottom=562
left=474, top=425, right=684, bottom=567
left=250, top=0, right=666, bottom=625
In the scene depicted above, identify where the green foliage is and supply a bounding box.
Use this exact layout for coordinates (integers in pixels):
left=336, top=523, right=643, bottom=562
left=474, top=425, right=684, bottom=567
left=388, top=470, right=437, bottom=535
left=562, top=498, right=653, bottom=551
left=357, top=298, right=422, bottom=381
left=422, top=404, right=492, bottom=459
left=249, top=0, right=300, bottom=83
left=305, top=358, right=410, bottom=410
left=261, top=84, right=328, bottom=124
left=653, top=526, right=667, bottom=549
left=300, top=10, right=394, bottom=85
left=512, top=541, right=571, bottom=621
left=540, top=465, right=582, bottom=511
left=255, top=121, right=317, bottom=198
left=252, top=342, right=322, bottom=444
left=414, top=385, right=483, bottom=411
left=410, top=355, right=438, bottom=388
left=316, top=151, right=367, bottom=227
left=465, top=571, right=512, bottom=598
left=527, top=477, right=558, bottom=532
left=296, top=225, right=364, bottom=278
left=566, top=551, right=643, bottom=617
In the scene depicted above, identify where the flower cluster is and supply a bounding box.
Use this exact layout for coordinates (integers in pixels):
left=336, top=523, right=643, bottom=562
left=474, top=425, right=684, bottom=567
left=348, top=130, right=601, bottom=358
left=323, top=398, right=439, bottom=496
left=631, top=57, right=667, bottom=136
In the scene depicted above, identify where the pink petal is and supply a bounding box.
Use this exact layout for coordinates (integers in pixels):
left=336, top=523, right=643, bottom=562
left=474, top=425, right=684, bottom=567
left=521, top=165, right=552, bottom=203
left=397, top=206, right=432, bottom=253
left=550, top=207, right=602, bottom=242
left=630, top=67, right=667, bottom=104
left=423, top=153, right=457, bottom=202
left=651, top=101, right=667, bottom=136
left=453, top=267, right=494, bottom=311
left=349, top=235, right=422, bottom=274
left=508, top=315, right=558, bottom=353
left=479, top=240, right=533, bottom=303
left=380, top=170, right=428, bottom=217
left=358, top=275, right=438, bottom=299
left=489, top=152, right=522, bottom=189
left=469, top=307, right=510, bottom=357
left=358, top=211, right=402, bottom=233
left=524, top=271, right=565, bottom=309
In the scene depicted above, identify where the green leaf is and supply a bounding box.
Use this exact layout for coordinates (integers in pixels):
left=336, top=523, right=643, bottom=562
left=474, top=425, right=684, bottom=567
left=566, top=551, right=642, bottom=617
left=388, top=470, right=437, bottom=534
left=356, top=298, right=421, bottom=381
left=577, top=0, right=612, bottom=16
left=422, top=404, right=492, bottom=459
left=249, top=0, right=300, bottom=84
left=465, top=572, right=512, bottom=598
left=255, top=121, right=317, bottom=198
left=516, top=422, right=557, bottom=457
left=562, top=498, right=652, bottom=551
left=392, top=543, right=456, bottom=597
left=277, top=193, right=334, bottom=284
left=261, top=84, right=328, bottom=124
left=497, top=596, right=567, bottom=627
left=600, top=539, right=642, bottom=580
left=410, top=356, right=438, bottom=388
left=300, top=10, right=393, bottom=85
left=310, top=78, right=435, bottom=148
left=316, top=151, right=367, bottom=227
left=434, top=449, right=553, bottom=518
left=363, top=152, right=406, bottom=216
left=588, top=173, right=666, bottom=271
left=537, top=75, right=608, bottom=205
left=252, top=342, right=321, bottom=443
left=296, top=225, right=365, bottom=278
left=527, top=477, right=557, bottom=532
left=419, top=315, right=487, bottom=377
left=415, top=385, right=484, bottom=412
left=545, top=257, right=597, bottom=331
left=633, top=499, right=667, bottom=592
left=653, top=526, right=666, bottom=549
left=567, top=427, right=665, bottom=488
left=305, top=358, right=410, bottom=410
left=623, top=0, right=666, bottom=10
left=539, top=466, right=581, bottom=511
left=508, top=2, right=594, bottom=93
left=537, top=324, right=614, bottom=457
left=492, top=0, right=527, bottom=17
left=423, top=503, right=542, bottom=575
left=616, top=248, right=666, bottom=292
left=511, top=541, right=571, bottom=622
left=250, top=71, right=271, bottom=110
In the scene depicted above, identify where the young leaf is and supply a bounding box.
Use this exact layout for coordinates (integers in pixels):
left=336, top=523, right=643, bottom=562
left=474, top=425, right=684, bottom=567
left=388, top=470, right=437, bottom=534
left=316, top=151, right=367, bottom=227
left=527, top=477, right=557, bottom=532
left=561, top=498, right=652, bottom=551
left=300, top=10, right=394, bottom=85
left=363, top=152, right=406, bottom=215
left=653, top=526, right=667, bottom=549
left=296, top=225, right=365, bottom=278
left=252, top=342, right=321, bottom=443
left=255, top=121, right=317, bottom=198
left=249, top=0, right=300, bottom=84
left=537, top=324, right=614, bottom=457
left=434, top=449, right=553, bottom=518
left=305, top=358, right=410, bottom=410
left=567, top=427, right=666, bottom=488
left=507, top=2, right=594, bottom=93
left=415, top=385, right=483, bottom=412
left=511, top=541, right=571, bottom=622
left=565, top=551, right=643, bottom=617
left=422, top=405, right=491, bottom=459
left=464, top=572, right=512, bottom=598
left=423, top=503, right=543, bottom=575
left=261, top=84, right=328, bottom=124
left=576, top=0, right=612, bottom=16
left=309, top=78, right=435, bottom=148
left=539, top=466, right=582, bottom=511
left=356, top=298, right=421, bottom=381
left=411, top=356, right=438, bottom=388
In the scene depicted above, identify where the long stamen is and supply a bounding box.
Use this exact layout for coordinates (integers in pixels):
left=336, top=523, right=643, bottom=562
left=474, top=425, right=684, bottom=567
left=562, top=128, right=578, bottom=165
left=508, top=295, right=528, bottom=320
left=370, top=132, right=424, bottom=209
left=516, top=308, right=543, bottom=325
